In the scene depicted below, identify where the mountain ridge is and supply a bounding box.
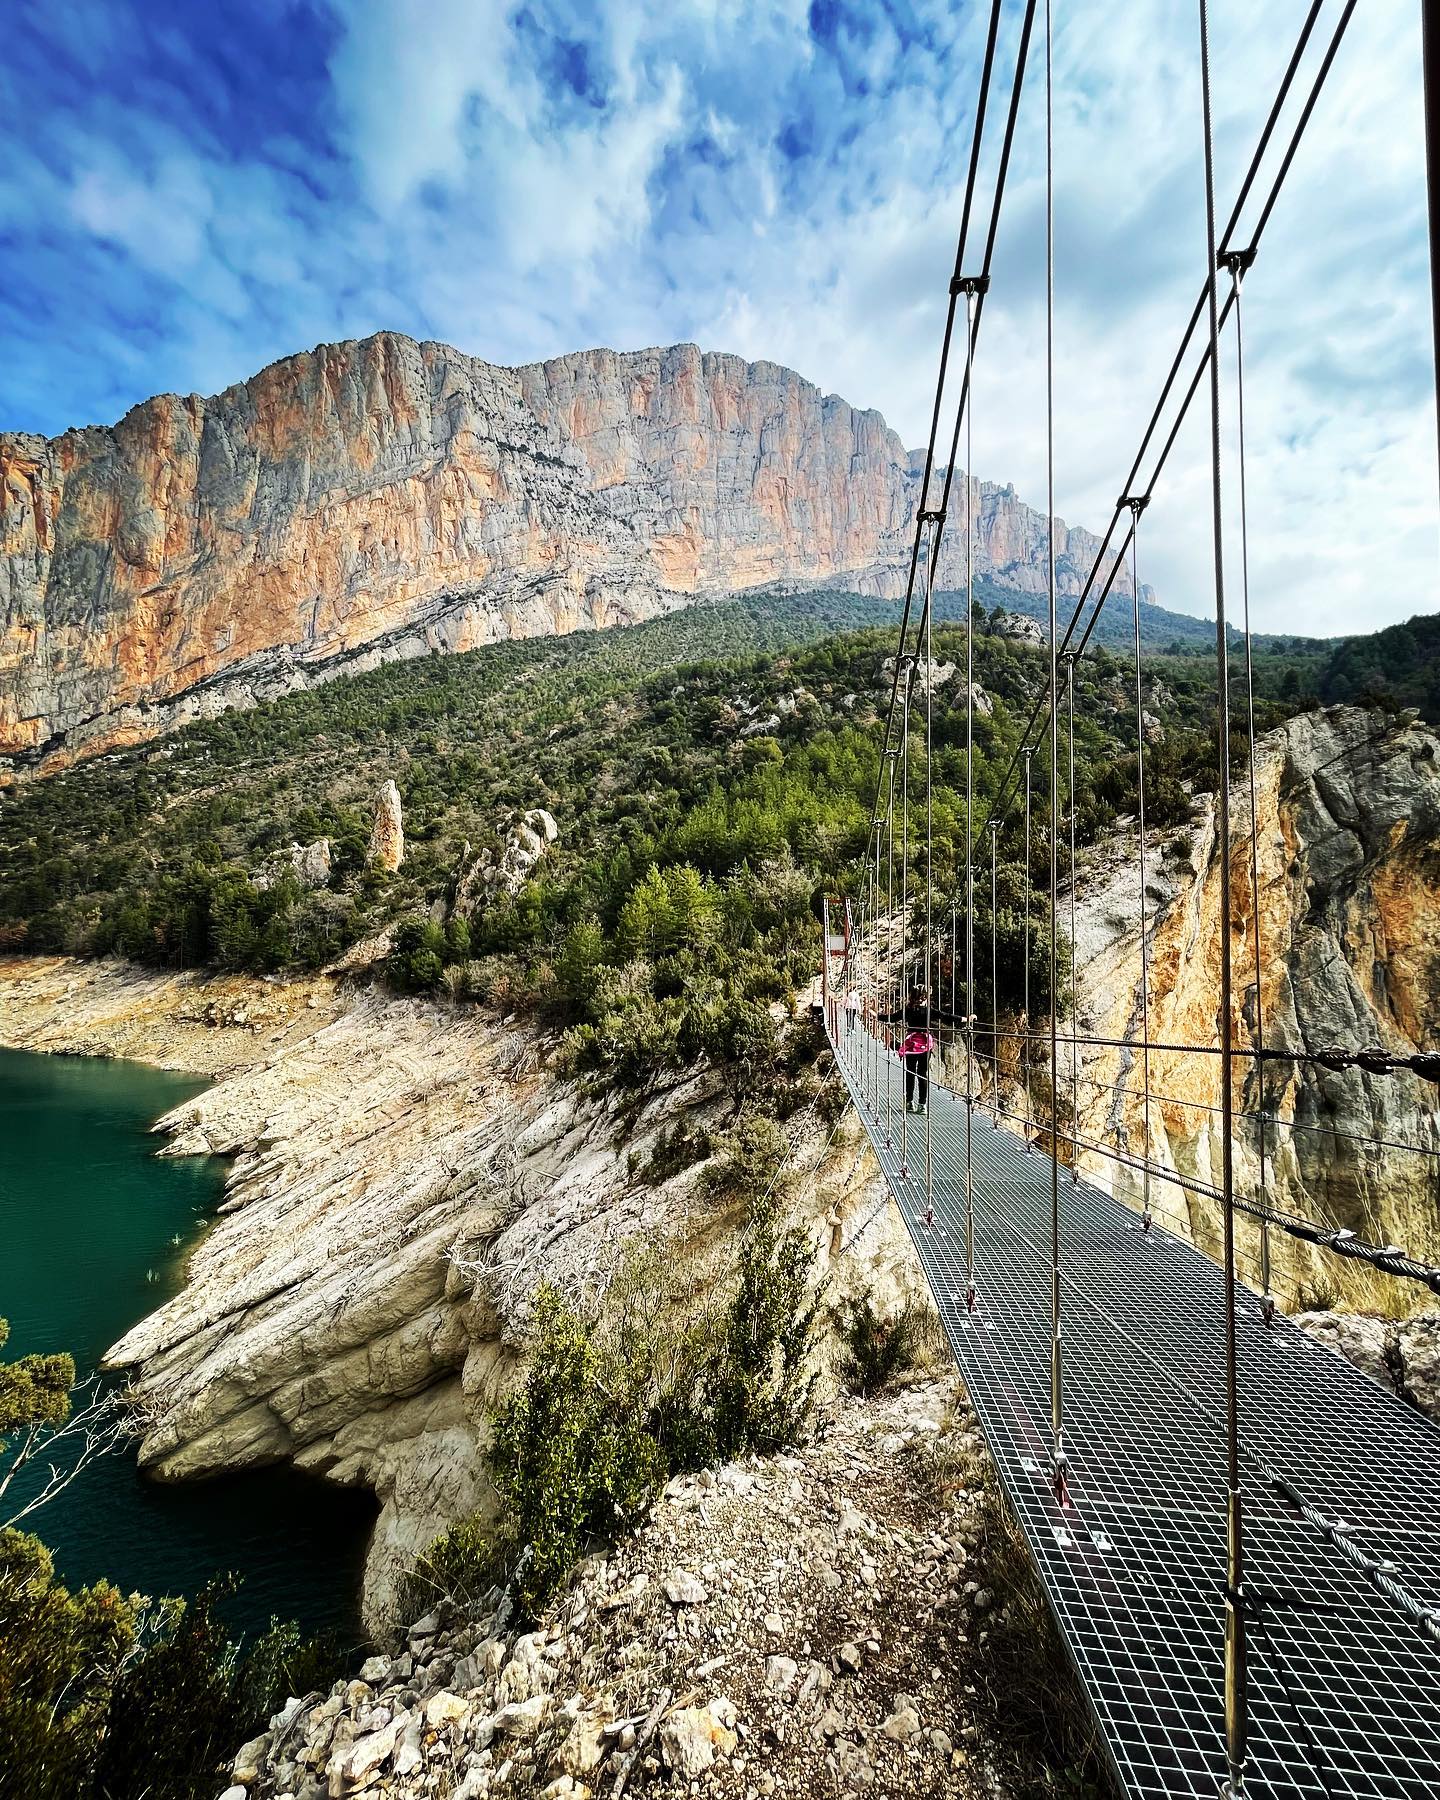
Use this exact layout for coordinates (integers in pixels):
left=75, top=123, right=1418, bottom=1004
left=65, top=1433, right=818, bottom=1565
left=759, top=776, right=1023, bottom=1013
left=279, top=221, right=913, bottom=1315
left=2, top=330, right=1143, bottom=778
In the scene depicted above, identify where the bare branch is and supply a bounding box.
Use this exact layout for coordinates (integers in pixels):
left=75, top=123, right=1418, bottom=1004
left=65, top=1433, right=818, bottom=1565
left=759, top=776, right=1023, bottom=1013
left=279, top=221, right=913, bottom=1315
left=1, top=1375, right=143, bottom=1529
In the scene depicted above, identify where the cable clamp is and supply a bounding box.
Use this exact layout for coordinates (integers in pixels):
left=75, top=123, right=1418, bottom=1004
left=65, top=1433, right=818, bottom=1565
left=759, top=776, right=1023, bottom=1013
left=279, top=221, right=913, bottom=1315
left=949, top=274, right=990, bottom=297
left=1218, top=245, right=1258, bottom=276
left=918, top=508, right=946, bottom=524
left=1117, top=492, right=1151, bottom=516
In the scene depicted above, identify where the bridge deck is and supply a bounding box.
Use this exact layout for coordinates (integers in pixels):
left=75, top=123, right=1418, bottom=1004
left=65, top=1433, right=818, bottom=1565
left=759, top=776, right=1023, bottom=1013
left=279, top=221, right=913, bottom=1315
left=830, top=1023, right=1440, bottom=1800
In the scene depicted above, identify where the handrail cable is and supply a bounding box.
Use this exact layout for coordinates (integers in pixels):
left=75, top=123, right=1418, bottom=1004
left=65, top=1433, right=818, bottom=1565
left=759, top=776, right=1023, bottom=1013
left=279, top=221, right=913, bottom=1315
left=908, top=1063, right=1440, bottom=1301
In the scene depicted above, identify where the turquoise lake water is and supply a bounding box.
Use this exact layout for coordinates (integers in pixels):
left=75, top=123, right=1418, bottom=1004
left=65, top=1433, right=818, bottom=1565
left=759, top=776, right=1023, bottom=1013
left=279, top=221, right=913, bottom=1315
left=0, top=1045, right=375, bottom=1641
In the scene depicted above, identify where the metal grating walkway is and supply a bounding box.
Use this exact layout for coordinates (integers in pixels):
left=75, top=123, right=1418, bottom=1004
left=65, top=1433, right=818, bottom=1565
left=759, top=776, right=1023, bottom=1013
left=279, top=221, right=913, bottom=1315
left=829, top=1022, right=1440, bottom=1800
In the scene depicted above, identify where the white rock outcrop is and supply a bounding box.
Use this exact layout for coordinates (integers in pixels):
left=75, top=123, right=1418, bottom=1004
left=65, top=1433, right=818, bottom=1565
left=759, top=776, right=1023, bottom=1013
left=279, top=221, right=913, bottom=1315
left=86, top=981, right=924, bottom=1633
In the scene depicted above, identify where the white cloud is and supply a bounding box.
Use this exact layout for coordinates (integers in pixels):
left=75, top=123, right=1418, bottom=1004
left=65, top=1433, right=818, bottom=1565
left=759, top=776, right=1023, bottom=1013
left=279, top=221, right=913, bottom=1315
left=68, top=156, right=214, bottom=272
left=2, top=0, right=1434, bottom=633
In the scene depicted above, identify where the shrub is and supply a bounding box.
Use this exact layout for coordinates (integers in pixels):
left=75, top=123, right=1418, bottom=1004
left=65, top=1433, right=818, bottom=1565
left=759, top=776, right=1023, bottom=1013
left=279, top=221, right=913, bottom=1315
left=707, top=1194, right=822, bottom=1456
left=432, top=1208, right=822, bottom=1623
left=839, top=1296, right=927, bottom=1396
left=485, top=1283, right=676, bottom=1618
left=0, top=1528, right=137, bottom=1800
left=643, top=1121, right=714, bottom=1185
left=0, top=1315, right=346, bottom=1800
left=405, top=1514, right=500, bottom=1620
left=1293, top=1275, right=1342, bottom=1314
left=701, top=1114, right=792, bottom=1209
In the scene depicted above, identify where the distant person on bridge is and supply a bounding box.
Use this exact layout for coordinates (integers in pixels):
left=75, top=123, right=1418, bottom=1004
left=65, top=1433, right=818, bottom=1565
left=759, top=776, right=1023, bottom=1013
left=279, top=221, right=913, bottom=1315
left=845, top=988, right=861, bottom=1033
left=880, top=984, right=955, bottom=1113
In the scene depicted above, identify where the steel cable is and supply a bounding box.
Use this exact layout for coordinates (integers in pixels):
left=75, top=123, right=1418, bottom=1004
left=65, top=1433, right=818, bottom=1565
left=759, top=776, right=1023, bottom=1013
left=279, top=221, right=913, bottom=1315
left=1130, top=502, right=1155, bottom=1232
left=1197, top=0, right=1248, bottom=1782
left=972, top=0, right=1357, bottom=847
left=1044, top=0, right=1066, bottom=1503
left=1227, top=251, right=1274, bottom=1309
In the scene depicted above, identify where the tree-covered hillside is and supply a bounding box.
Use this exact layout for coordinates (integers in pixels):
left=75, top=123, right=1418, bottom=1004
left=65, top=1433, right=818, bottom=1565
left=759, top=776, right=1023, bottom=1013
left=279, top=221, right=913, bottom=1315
left=0, top=589, right=1313, bottom=1087
left=1316, top=612, right=1440, bottom=723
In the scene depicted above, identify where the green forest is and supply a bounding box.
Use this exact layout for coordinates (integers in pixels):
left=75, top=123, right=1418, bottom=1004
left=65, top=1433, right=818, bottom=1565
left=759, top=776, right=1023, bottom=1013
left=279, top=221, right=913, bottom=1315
left=0, top=587, right=1338, bottom=1092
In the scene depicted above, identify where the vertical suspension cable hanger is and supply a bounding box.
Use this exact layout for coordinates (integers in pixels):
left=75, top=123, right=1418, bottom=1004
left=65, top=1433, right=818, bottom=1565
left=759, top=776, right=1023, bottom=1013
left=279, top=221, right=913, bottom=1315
left=990, top=818, right=1002, bottom=1126
left=924, top=518, right=939, bottom=1225
left=1122, top=494, right=1156, bottom=1235
left=884, top=749, right=899, bottom=1150
left=1064, top=649, right=1080, bottom=1185
left=960, top=277, right=981, bottom=1311
left=1023, top=747, right=1035, bottom=1152
left=1199, top=0, right=1248, bottom=1787
left=1044, top=0, right=1066, bottom=1511
left=951, top=895, right=958, bottom=1026
left=1223, top=243, right=1274, bottom=1326
left=900, top=656, right=914, bottom=1183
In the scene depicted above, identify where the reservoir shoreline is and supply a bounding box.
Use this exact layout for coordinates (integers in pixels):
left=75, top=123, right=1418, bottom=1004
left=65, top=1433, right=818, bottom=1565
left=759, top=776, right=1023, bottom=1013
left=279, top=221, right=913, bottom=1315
left=0, top=1033, right=375, bottom=1638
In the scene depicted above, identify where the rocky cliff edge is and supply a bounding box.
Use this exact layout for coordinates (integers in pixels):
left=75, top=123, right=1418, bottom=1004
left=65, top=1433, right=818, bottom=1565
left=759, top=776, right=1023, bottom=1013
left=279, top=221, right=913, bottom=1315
left=1, top=332, right=1130, bottom=776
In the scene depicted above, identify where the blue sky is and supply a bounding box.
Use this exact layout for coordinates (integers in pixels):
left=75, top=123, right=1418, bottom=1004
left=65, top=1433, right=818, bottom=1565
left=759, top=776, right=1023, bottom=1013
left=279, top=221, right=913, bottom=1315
left=1, top=0, right=1434, bottom=633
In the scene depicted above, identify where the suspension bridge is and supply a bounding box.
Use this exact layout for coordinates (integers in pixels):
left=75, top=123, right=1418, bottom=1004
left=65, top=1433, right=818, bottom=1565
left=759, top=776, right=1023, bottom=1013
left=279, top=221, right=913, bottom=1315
left=815, top=0, right=1440, bottom=1794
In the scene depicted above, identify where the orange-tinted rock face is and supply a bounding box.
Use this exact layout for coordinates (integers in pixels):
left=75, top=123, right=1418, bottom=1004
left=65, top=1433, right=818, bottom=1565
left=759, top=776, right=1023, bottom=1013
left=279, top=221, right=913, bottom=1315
left=0, top=333, right=1128, bottom=777
left=1069, top=707, right=1440, bottom=1306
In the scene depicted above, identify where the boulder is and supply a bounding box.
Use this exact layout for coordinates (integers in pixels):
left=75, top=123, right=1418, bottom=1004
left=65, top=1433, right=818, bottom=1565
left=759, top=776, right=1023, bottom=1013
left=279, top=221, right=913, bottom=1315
left=663, top=1568, right=708, bottom=1606
left=992, top=610, right=1044, bottom=645
left=494, top=1695, right=549, bottom=1738
left=659, top=1698, right=738, bottom=1778
left=256, top=837, right=332, bottom=892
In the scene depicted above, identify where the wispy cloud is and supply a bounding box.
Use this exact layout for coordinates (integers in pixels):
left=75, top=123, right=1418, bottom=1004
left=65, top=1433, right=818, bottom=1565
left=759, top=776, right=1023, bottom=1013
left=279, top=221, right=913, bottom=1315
left=0, top=0, right=1432, bottom=634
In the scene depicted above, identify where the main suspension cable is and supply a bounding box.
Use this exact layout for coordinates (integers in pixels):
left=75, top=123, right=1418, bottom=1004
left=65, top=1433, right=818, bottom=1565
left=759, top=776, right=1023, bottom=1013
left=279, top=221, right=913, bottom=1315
left=972, top=0, right=1356, bottom=847
left=863, top=0, right=1019, bottom=847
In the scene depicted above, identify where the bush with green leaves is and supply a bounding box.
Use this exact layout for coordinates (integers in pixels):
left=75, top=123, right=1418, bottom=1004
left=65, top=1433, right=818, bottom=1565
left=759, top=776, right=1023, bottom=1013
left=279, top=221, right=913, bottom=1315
left=419, top=1159, right=823, bottom=1622
left=838, top=1296, right=929, bottom=1397
left=0, top=1320, right=346, bottom=1800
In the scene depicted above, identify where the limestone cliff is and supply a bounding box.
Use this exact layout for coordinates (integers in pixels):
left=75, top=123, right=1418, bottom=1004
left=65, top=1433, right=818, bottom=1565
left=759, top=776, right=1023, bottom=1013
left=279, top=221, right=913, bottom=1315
left=0, top=958, right=923, bottom=1633
left=1, top=332, right=1130, bottom=776
left=1066, top=705, right=1440, bottom=1306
